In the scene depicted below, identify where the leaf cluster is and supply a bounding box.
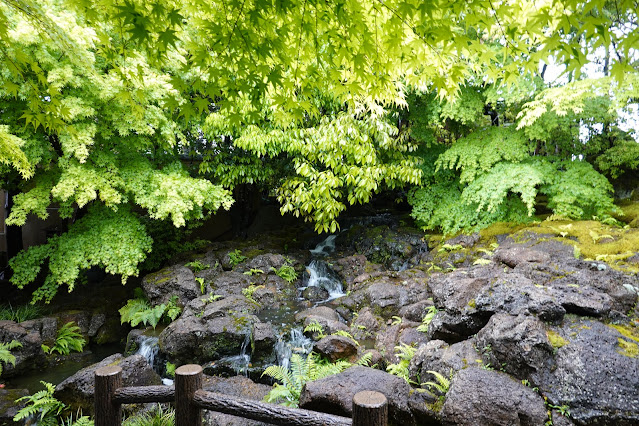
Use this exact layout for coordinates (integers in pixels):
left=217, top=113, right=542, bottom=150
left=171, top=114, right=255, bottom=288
left=119, top=294, right=181, bottom=329
left=0, top=340, right=22, bottom=376
left=42, top=322, right=86, bottom=356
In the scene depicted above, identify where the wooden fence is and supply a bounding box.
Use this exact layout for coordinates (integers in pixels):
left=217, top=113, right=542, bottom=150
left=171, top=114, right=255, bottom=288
left=94, top=364, right=388, bottom=426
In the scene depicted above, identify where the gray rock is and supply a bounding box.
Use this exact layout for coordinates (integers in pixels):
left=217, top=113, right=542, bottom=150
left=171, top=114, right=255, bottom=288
left=302, top=316, right=349, bottom=340
left=532, top=318, right=639, bottom=425
left=251, top=322, right=276, bottom=364
left=142, top=265, right=199, bottom=307
left=0, top=388, right=30, bottom=425
left=314, top=335, right=358, bottom=362
left=444, top=233, right=480, bottom=248
left=202, top=375, right=272, bottom=426
left=0, top=320, right=47, bottom=378
left=409, top=339, right=481, bottom=384
left=54, top=354, right=161, bottom=414
left=399, top=299, right=435, bottom=323
left=375, top=324, right=401, bottom=364
left=475, top=313, right=553, bottom=379
left=441, top=368, right=547, bottom=426
left=299, top=366, right=412, bottom=425
left=159, top=295, right=258, bottom=364
left=295, top=306, right=340, bottom=323
left=350, top=308, right=382, bottom=340
left=302, top=286, right=329, bottom=302
left=495, top=245, right=551, bottom=268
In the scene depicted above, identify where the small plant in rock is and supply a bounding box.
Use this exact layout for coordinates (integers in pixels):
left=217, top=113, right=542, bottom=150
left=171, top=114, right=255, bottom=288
left=195, top=277, right=207, bottom=294
left=201, top=294, right=222, bottom=304
left=119, top=295, right=182, bottom=329
left=42, top=322, right=86, bottom=356
left=185, top=260, right=209, bottom=273
left=123, top=404, right=175, bottom=426
left=391, top=316, right=402, bottom=326
left=14, top=381, right=66, bottom=425
left=303, top=320, right=326, bottom=339
left=242, top=284, right=264, bottom=305
left=262, top=352, right=371, bottom=407
left=271, top=262, right=298, bottom=284
left=228, top=249, right=247, bottom=267
left=165, top=362, right=177, bottom=378
left=416, top=304, right=438, bottom=333
left=438, top=243, right=463, bottom=253
left=331, top=330, right=359, bottom=345
left=386, top=343, right=417, bottom=384
left=0, top=303, right=43, bottom=322
left=423, top=370, right=452, bottom=397
left=0, top=340, right=22, bottom=376
left=243, top=268, right=264, bottom=276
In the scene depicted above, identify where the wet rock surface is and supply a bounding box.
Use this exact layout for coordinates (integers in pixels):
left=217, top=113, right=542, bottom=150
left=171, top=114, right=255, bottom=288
left=299, top=366, right=412, bottom=425
left=441, top=368, right=547, bottom=426
left=54, top=353, right=161, bottom=414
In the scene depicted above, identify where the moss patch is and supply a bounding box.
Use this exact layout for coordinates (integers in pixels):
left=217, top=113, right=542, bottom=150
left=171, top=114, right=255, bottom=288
left=546, top=330, right=569, bottom=349
left=617, top=338, right=639, bottom=358
left=610, top=324, right=639, bottom=343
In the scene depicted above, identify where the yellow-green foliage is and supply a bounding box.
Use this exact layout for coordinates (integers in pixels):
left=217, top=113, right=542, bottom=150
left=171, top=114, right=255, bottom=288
left=546, top=330, right=569, bottom=349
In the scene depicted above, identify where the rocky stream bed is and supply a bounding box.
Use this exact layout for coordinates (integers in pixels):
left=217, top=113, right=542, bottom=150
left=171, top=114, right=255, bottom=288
left=1, top=215, right=639, bottom=426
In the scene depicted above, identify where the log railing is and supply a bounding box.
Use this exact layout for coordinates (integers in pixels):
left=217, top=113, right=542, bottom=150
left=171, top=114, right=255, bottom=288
left=94, top=364, right=388, bottom=426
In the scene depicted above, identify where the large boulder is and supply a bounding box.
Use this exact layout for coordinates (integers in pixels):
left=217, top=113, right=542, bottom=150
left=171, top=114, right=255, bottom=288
left=142, top=265, right=199, bottom=307
left=54, top=353, right=161, bottom=414
left=159, top=295, right=259, bottom=365
left=475, top=313, right=553, bottom=379
left=441, top=368, right=547, bottom=426
left=314, top=335, right=358, bottom=362
left=532, top=317, right=639, bottom=425
left=202, top=375, right=272, bottom=426
left=0, top=388, right=30, bottom=425
left=299, top=366, right=412, bottom=425
left=0, top=319, right=51, bottom=378
left=409, top=339, right=481, bottom=384
left=338, top=225, right=427, bottom=270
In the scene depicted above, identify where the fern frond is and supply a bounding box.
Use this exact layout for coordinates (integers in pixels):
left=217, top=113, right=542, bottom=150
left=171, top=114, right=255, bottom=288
left=356, top=352, right=373, bottom=367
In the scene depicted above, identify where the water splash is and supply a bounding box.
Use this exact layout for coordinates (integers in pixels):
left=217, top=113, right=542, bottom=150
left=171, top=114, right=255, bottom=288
left=304, top=259, right=345, bottom=299
left=310, top=234, right=337, bottom=256
left=136, top=335, right=160, bottom=370
left=274, top=327, right=313, bottom=370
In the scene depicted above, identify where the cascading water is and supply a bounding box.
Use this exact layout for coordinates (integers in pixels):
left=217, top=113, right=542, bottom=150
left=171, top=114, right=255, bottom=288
left=301, top=234, right=346, bottom=301
left=309, top=234, right=337, bottom=256
left=274, top=327, right=313, bottom=370
left=304, top=260, right=345, bottom=300
left=136, top=335, right=160, bottom=370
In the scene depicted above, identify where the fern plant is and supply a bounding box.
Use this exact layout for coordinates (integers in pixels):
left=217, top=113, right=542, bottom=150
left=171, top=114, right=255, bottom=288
left=416, top=305, right=438, bottom=333
left=42, top=322, right=86, bottom=356
left=423, top=370, right=452, bottom=397
left=271, top=263, right=298, bottom=283
left=386, top=343, right=417, bottom=384
left=262, top=352, right=353, bottom=407
left=14, top=381, right=66, bottom=424
left=119, top=295, right=182, bottom=329
left=228, top=249, right=247, bottom=267
left=185, top=260, right=209, bottom=273
left=0, top=340, right=22, bottom=375
left=303, top=320, right=326, bottom=339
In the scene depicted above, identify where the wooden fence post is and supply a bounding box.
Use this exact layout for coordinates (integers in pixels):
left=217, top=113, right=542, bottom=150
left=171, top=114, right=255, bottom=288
left=95, top=365, right=122, bottom=426
left=352, top=390, right=388, bottom=426
left=175, top=364, right=203, bottom=426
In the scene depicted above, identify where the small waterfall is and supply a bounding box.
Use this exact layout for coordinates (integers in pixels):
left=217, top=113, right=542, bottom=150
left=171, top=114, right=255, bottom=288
left=274, top=327, right=313, bottom=369
left=136, top=335, right=160, bottom=370
left=304, top=260, right=345, bottom=299
left=210, top=333, right=252, bottom=377
left=310, top=234, right=337, bottom=256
